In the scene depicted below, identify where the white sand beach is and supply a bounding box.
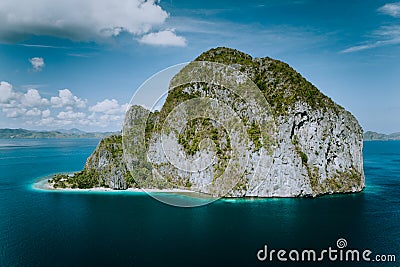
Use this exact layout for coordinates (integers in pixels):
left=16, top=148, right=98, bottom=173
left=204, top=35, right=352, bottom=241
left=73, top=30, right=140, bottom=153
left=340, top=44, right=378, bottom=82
left=32, top=175, right=196, bottom=194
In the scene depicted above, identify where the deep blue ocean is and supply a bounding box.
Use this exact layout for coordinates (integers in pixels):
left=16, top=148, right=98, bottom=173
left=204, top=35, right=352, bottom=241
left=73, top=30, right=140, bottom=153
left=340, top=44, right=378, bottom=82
left=0, top=139, right=398, bottom=267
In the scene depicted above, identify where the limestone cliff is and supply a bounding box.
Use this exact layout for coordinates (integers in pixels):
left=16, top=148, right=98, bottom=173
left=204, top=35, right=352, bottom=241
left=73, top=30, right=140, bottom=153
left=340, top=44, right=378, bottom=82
left=52, top=47, right=365, bottom=197
left=82, top=134, right=132, bottom=189
left=50, top=134, right=133, bottom=190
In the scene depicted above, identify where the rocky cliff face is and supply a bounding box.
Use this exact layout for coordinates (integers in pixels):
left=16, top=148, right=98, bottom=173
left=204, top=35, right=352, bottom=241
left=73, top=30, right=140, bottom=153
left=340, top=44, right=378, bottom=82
left=49, top=134, right=132, bottom=189
left=83, top=134, right=132, bottom=189
left=73, top=47, right=365, bottom=197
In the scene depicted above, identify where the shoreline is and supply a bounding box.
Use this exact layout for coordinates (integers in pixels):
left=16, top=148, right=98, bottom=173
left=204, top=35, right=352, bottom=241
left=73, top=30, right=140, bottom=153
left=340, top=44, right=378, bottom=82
left=32, top=175, right=198, bottom=194
left=32, top=175, right=364, bottom=200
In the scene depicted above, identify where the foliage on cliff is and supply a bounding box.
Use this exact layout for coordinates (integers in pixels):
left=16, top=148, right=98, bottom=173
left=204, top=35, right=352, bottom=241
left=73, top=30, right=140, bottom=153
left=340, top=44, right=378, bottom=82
left=50, top=134, right=134, bottom=189
left=195, top=47, right=341, bottom=117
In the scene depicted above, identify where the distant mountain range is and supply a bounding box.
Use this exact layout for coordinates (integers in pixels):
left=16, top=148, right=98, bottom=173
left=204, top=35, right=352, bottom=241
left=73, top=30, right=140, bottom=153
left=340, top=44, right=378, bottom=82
left=364, top=131, right=400, bottom=141
left=0, top=128, right=118, bottom=139
left=1, top=128, right=398, bottom=141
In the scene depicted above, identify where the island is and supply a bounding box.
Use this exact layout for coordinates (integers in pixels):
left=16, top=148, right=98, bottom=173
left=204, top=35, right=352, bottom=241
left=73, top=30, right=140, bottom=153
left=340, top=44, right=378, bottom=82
left=47, top=47, right=365, bottom=198
left=363, top=131, right=400, bottom=141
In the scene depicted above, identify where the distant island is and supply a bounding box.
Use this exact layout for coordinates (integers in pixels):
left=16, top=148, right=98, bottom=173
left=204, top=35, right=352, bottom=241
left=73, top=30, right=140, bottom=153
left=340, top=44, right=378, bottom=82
left=0, top=128, right=117, bottom=139
left=364, top=131, right=400, bottom=141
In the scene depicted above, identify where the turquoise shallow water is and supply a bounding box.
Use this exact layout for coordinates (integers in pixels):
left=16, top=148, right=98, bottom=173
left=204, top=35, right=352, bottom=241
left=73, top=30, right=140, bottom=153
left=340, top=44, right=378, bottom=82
left=0, top=139, right=399, bottom=266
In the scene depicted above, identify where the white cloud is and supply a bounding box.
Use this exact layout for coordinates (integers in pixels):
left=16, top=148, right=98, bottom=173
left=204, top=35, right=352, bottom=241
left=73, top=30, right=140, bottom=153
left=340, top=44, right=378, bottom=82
left=0, top=0, right=169, bottom=43
left=342, top=3, right=400, bottom=53
left=341, top=44, right=375, bottom=53
left=19, top=44, right=68, bottom=49
left=341, top=25, right=400, bottom=53
left=378, top=2, right=400, bottom=17
left=26, top=108, right=42, bottom=116
left=57, top=110, right=86, bottom=120
left=0, top=81, right=16, bottom=103
left=99, top=114, right=123, bottom=122
left=89, top=99, right=128, bottom=114
left=87, top=99, right=128, bottom=128
left=0, top=81, right=127, bottom=130
left=50, top=89, right=87, bottom=108
left=29, top=57, right=45, bottom=71
left=0, top=82, right=23, bottom=117
left=21, top=89, right=49, bottom=107
left=2, top=107, right=26, bottom=118
left=139, top=30, right=187, bottom=47
left=38, top=116, right=54, bottom=126
left=42, top=109, right=51, bottom=118
left=0, top=83, right=48, bottom=117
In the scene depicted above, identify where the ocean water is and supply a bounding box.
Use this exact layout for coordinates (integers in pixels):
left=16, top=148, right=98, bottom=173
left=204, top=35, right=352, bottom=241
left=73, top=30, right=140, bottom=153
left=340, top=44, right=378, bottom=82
left=0, top=139, right=398, bottom=266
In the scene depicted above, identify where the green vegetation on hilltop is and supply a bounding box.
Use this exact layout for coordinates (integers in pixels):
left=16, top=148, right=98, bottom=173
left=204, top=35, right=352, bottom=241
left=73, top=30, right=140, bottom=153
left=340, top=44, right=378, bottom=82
left=195, top=47, right=341, bottom=117
left=97, top=134, right=123, bottom=159
left=195, top=47, right=254, bottom=66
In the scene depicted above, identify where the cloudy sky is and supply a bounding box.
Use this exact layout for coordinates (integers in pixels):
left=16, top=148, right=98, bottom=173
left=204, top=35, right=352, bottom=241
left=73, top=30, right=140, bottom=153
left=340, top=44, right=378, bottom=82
left=0, top=0, right=399, bottom=133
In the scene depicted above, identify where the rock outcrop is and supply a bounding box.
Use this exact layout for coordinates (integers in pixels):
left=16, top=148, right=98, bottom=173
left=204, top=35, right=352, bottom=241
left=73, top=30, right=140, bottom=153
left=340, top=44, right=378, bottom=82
left=54, top=47, right=365, bottom=197
left=50, top=134, right=133, bottom=190
left=83, top=134, right=132, bottom=189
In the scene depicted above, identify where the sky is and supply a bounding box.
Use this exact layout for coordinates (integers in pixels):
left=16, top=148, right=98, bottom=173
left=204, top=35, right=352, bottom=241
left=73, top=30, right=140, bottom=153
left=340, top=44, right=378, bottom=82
left=0, top=0, right=399, bottom=133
